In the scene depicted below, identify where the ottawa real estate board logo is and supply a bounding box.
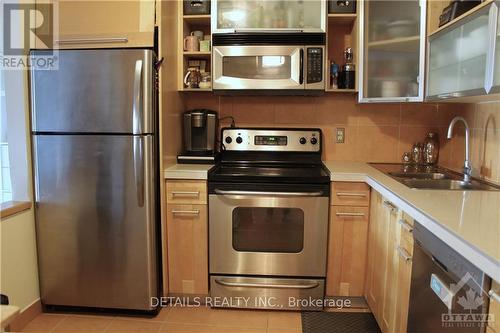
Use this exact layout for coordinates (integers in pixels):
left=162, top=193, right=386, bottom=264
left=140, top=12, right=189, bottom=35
left=435, top=272, right=495, bottom=329
left=1, top=1, right=58, bottom=70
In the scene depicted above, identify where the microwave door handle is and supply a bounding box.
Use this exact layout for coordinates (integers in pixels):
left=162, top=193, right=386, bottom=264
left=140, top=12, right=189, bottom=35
left=214, top=189, right=323, bottom=197
left=299, top=48, right=304, bottom=85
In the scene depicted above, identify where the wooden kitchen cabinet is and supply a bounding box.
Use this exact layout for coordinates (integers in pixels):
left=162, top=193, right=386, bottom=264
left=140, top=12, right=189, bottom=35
left=166, top=203, right=208, bottom=295
left=326, top=182, right=370, bottom=297
left=488, top=280, right=500, bottom=333
left=365, top=190, right=414, bottom=333
left=165, top=180, right=208, bottom=295
left=35, top=0, right=156, bottom=49
left=359, top=0, right=426, bottom=102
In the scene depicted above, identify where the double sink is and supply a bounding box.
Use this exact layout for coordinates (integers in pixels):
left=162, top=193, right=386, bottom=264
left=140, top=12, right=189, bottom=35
left=371, top=164, right=500, bottom=191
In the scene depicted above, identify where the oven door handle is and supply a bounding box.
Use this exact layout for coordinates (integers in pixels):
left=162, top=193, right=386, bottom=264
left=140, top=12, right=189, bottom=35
left=214, top=189, right=324, bottom=197
left=215, top=279, right=319, bottom=290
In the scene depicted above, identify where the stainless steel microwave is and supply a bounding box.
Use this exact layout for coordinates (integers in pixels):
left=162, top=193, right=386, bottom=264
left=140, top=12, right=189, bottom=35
left=212, top=33, right=326, bottom=94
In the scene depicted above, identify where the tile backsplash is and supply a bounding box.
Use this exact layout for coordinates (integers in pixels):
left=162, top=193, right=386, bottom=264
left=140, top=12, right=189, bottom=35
left=182, top=93, right=475, bottom=166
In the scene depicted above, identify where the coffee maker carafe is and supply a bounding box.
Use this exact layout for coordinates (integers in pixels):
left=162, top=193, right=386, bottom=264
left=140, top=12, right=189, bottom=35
left=178, top=109, right=218, bottom=163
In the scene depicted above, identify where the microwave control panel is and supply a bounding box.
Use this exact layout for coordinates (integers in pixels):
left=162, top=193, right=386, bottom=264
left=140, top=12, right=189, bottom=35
left=306, top=48, right=323, bottom=84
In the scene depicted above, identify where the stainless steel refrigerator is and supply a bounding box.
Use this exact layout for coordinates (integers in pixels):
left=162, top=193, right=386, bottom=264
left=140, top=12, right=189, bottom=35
left=30, top=49, right=159, bottom=312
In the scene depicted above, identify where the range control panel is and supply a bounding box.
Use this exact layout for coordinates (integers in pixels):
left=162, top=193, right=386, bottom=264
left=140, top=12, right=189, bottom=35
left=222, top=128, right=321, bottom=152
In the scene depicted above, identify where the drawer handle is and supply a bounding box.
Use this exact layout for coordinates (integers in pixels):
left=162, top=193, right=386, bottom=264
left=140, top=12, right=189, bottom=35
left=397, top=246, right=412, bottom=262
left=171, top=210, right=200, bottom=215
left=215, top=279, right=319, bottom=290
left=398, top=219, right=413, bottom=233
left=335, top=212, right=365, bottom=217
left=56, top=37, right=129, bottom=45
left=171, top=191, right=200, bottom=197
left=489, top=290, right=500, bottom=303
left=336, top=192, right=367, bottom=197
left=383, top=200, right=398, bottom=212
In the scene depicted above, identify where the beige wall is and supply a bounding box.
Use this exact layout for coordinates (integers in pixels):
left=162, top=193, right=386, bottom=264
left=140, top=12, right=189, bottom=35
left=182, top=93, right=472, bottom=164
left=440, top=102, right=500, bottom=185
left=0, top=209, right=40, bottom=311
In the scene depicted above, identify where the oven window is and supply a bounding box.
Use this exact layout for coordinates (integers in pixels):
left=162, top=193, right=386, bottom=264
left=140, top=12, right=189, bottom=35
left=232, top=207, right=304, bottom=253
left=223, top=56, right=291, bottom=80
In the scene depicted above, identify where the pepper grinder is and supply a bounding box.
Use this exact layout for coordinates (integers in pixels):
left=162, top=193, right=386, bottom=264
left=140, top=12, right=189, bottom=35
left=340, top=47, right=355, bottom=89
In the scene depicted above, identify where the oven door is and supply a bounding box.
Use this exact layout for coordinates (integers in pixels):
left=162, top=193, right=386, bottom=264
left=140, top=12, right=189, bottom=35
left=212, top=45, right=304, bottom=90
left=209, top=187, right=329, bottom=277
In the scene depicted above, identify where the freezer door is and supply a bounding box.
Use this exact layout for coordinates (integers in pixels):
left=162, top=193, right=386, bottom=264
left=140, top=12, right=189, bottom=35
left=33, top=134, right=158, bottom=310
left=30, top=49, right=154, bottom=134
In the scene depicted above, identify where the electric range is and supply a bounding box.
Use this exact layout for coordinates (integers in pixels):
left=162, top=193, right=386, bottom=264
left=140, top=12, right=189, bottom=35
left=208, top=128, right=330, bottom=311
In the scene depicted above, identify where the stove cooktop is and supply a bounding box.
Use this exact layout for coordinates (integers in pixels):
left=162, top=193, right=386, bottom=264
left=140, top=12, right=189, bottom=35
left=208, top=163, right=331, bottom=184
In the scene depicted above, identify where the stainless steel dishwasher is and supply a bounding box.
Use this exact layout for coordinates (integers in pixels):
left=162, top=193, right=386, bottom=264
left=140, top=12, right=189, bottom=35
left=407, top=222, right=491, bottom=333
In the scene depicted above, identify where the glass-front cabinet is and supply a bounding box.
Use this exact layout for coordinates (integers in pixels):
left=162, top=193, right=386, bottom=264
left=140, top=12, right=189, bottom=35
left=211, top=0, right=326, bottom=33
left=359, top=0, right=426, bottom=102
left=427, top=3, right=497, bottom=100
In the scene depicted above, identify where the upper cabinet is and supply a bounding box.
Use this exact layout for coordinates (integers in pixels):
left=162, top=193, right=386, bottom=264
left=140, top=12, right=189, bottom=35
left=211, top=0, right=326, bottom=33
left=35, top=0, right=156, bottom=49
left=359, top=0, right=426, bottom=103
left=426, top=2, right=496, bottom=100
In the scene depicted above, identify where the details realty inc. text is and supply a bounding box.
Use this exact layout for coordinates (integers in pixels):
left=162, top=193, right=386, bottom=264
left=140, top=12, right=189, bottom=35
left=151, top=296, right=352, bottom=309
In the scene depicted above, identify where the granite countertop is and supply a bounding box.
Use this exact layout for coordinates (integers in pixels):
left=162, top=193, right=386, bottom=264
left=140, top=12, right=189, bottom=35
left=164, top=164, right=214, bottom=180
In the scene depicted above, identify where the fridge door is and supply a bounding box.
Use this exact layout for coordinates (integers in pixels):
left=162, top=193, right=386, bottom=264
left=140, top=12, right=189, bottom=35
left=33, top=134, right=158, bottom=310
left=30, top=49, right=154, bottom=134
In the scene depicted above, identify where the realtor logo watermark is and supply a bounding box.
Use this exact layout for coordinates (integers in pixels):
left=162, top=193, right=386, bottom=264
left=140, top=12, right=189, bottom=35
left=439, top=272, right=495, bottom=329
left=1, top=1, right=58, bottom=70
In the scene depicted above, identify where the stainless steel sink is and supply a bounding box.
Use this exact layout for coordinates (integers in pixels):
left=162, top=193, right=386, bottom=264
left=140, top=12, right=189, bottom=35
left=370, top=163, right=500, bottom=191
left=388, top=172, right=450, bottom=180
left=401, top=179, right=500, bottom=191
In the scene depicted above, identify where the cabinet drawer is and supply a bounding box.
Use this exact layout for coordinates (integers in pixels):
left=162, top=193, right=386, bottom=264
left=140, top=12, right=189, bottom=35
left=331, top=182, right=370, bottom=206
left=166, top=204, right=208, bottom=294
left=398, top=213, right=414, bottom=255
left=166, top=180, right=207, bottom=204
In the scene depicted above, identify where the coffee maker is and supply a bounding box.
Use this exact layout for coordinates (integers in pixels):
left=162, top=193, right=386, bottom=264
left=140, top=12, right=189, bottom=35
left=177, top=109, right=218, bottom=164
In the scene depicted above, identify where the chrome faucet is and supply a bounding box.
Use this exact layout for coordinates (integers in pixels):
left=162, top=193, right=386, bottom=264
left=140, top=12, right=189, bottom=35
left=447, top=116, right=472, bottom=183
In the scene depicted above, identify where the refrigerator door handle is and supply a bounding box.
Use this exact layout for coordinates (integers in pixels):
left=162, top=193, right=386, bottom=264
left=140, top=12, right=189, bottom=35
left=134, top=136, right=145, bottom=207
left=133, top=60, right=144, bottom=135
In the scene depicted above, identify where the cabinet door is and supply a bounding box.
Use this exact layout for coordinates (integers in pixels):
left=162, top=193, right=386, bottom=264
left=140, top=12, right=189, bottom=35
left=427, top=3, right=497, bottom=100
left=212, top=0, right=326, bottom=33
left=489, top=4, right=500, bottom=94
left=36, top=0, right=155, bottom=49
left=488, top=281, right=500, bottom=332
left=394, top=213, right=414, bottom=333
left=326, top=206, right=369, bottom=297
left=166, top=204, right=208, bottom=295
left=359, top=0, right=426, bottom=102
left=365, top=191, right=381, bottom=314
left=379, top=198, right=401, bottom=333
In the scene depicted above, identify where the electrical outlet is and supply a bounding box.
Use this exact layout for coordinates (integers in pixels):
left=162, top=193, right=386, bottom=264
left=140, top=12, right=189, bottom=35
left=336, top=128, right=345, bottom=144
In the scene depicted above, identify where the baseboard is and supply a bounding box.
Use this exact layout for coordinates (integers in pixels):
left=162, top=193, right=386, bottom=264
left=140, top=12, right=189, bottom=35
left=323, top=296, right=370, bottom=313
left=7, top=299, right=42, bottom=332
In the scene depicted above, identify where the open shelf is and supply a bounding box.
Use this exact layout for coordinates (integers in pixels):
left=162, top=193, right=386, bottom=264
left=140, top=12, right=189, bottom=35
left=368, top=36, right=420, bottom=52
left=327, top=13, right=357, bottom=24
left=183, top=51, right=211, bottom=58
left=183, top=14, right=211, bottom=25
left=326, top=88, right=358, bottom=93
left=181, top=88, right=212, bottom=92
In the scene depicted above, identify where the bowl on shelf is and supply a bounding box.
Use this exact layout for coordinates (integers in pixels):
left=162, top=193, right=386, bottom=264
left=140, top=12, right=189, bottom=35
left=386, top=20, right=418, bottom=38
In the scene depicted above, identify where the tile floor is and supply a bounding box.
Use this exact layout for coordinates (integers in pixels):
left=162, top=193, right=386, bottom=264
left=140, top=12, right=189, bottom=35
left=18, top=307, right=302, bottom=333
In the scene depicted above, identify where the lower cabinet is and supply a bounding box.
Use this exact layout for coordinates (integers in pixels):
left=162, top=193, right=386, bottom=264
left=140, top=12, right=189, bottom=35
left=365, top=190, right=414, bottom=333
left=326, top=182, right=370, bottom=297
left=165, top=180, right=208, bottom=295
left=488, top=281, right=500, bottom=333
